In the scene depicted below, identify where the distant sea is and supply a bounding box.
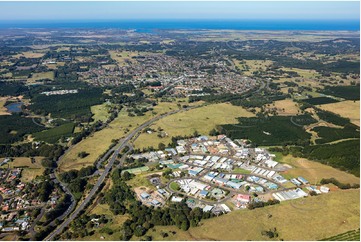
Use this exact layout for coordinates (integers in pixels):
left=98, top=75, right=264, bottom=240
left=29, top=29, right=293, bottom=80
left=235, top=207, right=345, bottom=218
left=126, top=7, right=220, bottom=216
left=0, top=19, right=359, bottom=31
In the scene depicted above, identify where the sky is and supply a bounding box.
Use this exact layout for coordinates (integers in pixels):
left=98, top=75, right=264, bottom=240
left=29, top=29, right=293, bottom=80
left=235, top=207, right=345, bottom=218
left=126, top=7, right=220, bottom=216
left=0, top=1, right=359, bottom=21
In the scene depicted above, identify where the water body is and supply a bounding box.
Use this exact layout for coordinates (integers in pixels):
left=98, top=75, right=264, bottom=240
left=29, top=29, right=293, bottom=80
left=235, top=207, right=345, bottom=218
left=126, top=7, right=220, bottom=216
left=5, top=102, right=23, bottom=113
left=0, top=19, right=359, bottom=31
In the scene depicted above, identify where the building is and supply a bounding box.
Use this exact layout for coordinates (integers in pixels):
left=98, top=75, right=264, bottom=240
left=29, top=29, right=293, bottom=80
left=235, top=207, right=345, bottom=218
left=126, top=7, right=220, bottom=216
left=203, top=205, right=214, bottom=212
left=297, top=176, right=309, bottom=184
left=226, top=181, right=242, bottom=189
left=220, top=204, right=231, bottom=213
left=140, top=192, right=150, bottom=200
left=199, top=190, right=208, bottom=198
left=237, top=194, right=251, bottom=203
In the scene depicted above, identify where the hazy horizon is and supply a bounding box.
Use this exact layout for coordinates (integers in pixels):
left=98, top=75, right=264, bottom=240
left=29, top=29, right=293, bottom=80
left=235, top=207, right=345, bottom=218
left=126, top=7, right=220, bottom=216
left=0, top=1, right=359, bottom=21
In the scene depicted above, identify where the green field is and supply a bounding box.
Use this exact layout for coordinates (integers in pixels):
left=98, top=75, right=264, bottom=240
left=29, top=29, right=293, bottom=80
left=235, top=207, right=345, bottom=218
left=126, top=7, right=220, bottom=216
left=122, top=166, right=149, bottom=174
left=32, top=122, right=75, bottom=144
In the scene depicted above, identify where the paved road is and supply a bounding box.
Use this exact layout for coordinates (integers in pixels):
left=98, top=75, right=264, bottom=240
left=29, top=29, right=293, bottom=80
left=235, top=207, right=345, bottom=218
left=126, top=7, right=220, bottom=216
left=44, top=106, right=197, bottom=240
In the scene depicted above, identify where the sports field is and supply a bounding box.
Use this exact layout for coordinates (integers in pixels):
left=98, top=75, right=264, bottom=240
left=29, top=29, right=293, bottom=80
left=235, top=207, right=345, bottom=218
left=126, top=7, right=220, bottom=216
left=133, top=103, right=255, bottom=149
left=318, top=100, right=360, bottom=126
left=123, top=166, right=149, bottom=174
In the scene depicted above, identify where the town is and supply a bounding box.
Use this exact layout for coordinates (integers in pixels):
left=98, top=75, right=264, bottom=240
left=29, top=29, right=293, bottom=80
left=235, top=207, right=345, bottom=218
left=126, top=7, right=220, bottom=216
left=124, top=134, right=330, bottom=215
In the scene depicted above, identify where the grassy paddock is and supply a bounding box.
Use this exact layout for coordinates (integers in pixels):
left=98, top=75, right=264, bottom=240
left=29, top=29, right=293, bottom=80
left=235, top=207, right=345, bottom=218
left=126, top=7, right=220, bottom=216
left=318, top=101, right=360, bottom=126
left=134, top=103, right=255, bottom=149
left=278, top=155, right=359, bottom=185
left=186, top=189, right=360, bottom=241
left=59, top=102, right=179, bottom=171
left=0, top=157, right=45, bottom=183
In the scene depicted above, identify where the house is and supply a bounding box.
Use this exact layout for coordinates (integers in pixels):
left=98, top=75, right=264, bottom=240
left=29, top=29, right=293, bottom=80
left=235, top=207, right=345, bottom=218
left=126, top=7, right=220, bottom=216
left=297, top=176, right=309, bottom=184
left=237, top=194, right=251, bottom=203
left=214, top=177, right=228, bottom=185
left=199, top=190, right=208, bottom=198
left=220, top=204, right=231, bottom=213
left=226, top=181, right=242, bottom=189
left=290, top=178, right=302, bottom=186
left=171, top=196, right=183, bottom=202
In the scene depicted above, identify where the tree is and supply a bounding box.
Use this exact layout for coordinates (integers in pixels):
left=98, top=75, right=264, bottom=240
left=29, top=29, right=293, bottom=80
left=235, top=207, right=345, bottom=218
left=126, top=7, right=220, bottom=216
left=181, top=220, right=190, bottom=231
left=158, top=142, right=166, bottom=150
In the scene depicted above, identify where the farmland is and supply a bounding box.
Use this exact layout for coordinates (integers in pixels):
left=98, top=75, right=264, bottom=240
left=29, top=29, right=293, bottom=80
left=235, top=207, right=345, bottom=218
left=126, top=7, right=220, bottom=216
left=318, top=100, right=360, bottom=126
left=276, top=153, right=360, bottom=185
left=184, top=189, right=360, bottom=241
left=32, top=122, right=75, bottom=144
left=133, top=103, right=255, bottom=149
left=58, top=102, right=180, bottom=171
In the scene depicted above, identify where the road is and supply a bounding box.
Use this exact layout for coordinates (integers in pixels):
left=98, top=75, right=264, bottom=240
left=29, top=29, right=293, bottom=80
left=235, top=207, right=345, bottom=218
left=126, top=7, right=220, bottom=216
left=44, top=106, right=197, bottom=240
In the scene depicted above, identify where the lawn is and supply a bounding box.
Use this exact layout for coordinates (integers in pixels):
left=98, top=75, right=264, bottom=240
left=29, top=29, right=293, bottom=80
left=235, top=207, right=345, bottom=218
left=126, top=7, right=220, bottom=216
left=170, top=181, right=180, bottom=191
left=59, top=102, right=179, bottom=171
left=318, top=100, right=360, bottom=126
left=186, top=189, right=360, bottom=241
left=232, top=167, right=251, bottom=174
left=133, top=103, right=255, bottom=149
left=0, top=157, right=45, bottom=183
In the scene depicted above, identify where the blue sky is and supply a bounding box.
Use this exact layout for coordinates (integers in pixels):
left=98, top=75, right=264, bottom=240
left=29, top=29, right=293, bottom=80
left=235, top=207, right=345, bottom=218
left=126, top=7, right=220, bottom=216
left=0, top=1, right=359, bottom=21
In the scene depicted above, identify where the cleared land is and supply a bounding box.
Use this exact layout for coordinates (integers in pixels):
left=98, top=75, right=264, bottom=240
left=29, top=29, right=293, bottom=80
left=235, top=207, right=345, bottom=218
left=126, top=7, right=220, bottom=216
left=184, top=189, right=359, bottom=241
left=133, top=103, right=255, bottom=149
left=318, top=101, right=360, bottom=126
left=267, top=99, right=300, bottom=116
left=0, top=97, right=10, bottom=115
left=27, top=71, right=54, bottom=83
left=91, top=103, right=111, bottom=123
left=58, top=102, right=180, bottom=171
left=278, top=155, right=359, bottom=185
left=0, top=157, right=44, bottom=183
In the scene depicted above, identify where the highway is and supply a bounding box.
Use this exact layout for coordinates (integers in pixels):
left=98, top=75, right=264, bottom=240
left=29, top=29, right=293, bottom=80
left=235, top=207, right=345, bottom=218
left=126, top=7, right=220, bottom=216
left=45, top=106, right=197, bottom=240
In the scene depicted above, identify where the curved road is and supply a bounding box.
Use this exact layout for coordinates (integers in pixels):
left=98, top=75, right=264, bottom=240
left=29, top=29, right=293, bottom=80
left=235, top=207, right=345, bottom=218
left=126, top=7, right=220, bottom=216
left=44, top=106, right=198, bottom=240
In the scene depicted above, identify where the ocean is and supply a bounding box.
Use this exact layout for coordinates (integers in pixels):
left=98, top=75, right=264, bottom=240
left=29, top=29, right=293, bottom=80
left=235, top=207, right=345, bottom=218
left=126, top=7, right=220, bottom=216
left=0, top=19, right=359, bottom=31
